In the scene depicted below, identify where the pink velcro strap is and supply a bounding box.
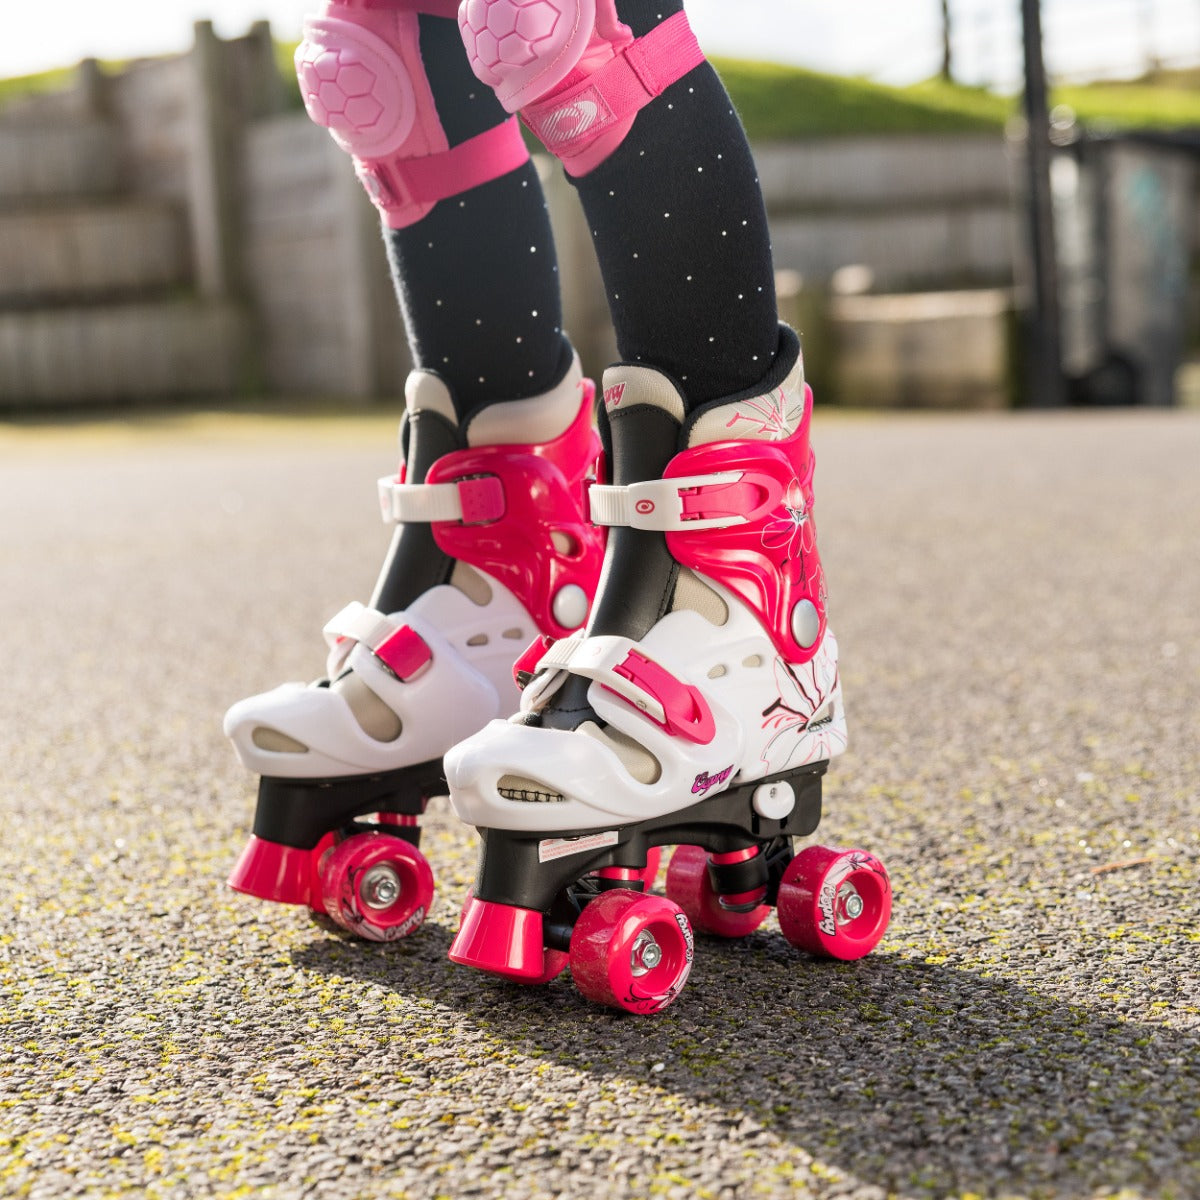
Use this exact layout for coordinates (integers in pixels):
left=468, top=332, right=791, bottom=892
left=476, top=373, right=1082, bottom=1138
left=412, top=0, right=461, bottom=16
left=365, top=116, right=530, bottom=228
left=624, top=10, right=705, bottom=96
left=374, top=624, right=433, bottom=682
left=457, top=475, right=506, bottom=525
left=522, top=11, right=705, bottom=167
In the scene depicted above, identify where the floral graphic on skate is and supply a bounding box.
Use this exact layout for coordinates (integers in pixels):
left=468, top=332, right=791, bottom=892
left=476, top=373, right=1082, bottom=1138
left=722, top=386, right=800, bottom=440
left=759, top=647, right=846, bottom=773
left=760, top=476, right=817, bottom=581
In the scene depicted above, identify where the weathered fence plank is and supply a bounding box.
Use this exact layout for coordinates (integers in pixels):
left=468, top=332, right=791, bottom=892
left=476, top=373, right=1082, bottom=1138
left=0, top=201, right=188, bottom=303
left=0, top=302, right=245, bottom=404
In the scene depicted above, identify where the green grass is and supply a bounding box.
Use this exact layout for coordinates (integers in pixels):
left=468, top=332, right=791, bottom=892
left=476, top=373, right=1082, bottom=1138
left=4, top=48, right=1200, bottom=140
left=1056, top=79, right=1200, bottom=131
left=714, top=58, right=1200, bottom=140
left=0, top=66, right=78, bottom=112
left=714, top=60, right=1010, bottom=139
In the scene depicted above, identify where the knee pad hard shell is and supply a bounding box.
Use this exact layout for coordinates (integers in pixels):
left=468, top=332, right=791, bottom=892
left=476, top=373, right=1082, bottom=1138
left=458, top=0, right=705, bottom=174
left=296, top=0, right=530, bottom=226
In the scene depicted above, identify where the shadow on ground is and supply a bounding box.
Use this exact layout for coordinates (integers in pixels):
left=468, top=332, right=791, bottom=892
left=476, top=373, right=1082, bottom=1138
left=291, top=917, right=1198, bottom=1199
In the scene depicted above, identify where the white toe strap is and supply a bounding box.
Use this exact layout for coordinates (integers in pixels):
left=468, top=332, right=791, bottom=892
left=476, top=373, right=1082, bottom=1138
left=323, top=601, right=432, bottom=683
left=588, top=471, right=750, bottom=531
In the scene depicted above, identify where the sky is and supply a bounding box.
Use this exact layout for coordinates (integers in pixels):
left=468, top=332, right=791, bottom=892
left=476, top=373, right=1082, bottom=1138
left=3, top=1, right=1199, bottom=89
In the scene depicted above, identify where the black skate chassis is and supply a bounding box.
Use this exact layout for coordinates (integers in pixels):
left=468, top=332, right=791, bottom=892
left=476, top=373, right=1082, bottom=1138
left=250, top=756, right=447, bottom=852
left=471, top=762, right=825, bottom=950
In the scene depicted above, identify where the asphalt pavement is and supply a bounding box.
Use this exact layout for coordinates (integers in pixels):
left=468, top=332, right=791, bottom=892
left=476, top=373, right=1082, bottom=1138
left=1, top=404, right=1197, bottom=1199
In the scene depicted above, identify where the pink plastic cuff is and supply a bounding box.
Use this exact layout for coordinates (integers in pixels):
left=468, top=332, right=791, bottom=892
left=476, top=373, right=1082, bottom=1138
left=665, top=386, right=828, bottom=665
left=426, top=379, right=606, bottom=640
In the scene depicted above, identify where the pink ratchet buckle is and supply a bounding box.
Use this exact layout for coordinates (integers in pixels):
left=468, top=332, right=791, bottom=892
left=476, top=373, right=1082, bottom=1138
left=605, top=649, right=716, bottom=745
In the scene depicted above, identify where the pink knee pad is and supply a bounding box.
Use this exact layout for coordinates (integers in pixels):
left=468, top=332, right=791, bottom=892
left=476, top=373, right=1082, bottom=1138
left=296, top=0, right=530, bottom=228
left=458, top=0, right=705, bottom=175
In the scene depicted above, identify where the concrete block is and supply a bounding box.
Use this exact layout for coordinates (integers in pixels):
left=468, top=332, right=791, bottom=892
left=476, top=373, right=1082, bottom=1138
left=832, top=289, right=1013, bottom=408
left=770, top=205, right=1014, bottom=290
left=755, top=136, right=1012, bottom=210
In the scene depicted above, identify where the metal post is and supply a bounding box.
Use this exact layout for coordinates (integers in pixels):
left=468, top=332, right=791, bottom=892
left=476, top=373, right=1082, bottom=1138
left=1020, top=0, right=1066, bottom=407
left=940, top=0, right=954, bottom=81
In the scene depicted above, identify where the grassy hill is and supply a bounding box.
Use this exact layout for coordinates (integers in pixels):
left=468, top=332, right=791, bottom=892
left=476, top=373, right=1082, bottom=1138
left=714, top=58, right=1200, bottom=140
left=4, top=48, right=1200, bottom=141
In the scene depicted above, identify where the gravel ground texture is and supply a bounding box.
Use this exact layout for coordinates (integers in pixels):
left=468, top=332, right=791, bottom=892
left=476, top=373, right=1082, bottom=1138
left=1, top=405, right=1197, bottom=1200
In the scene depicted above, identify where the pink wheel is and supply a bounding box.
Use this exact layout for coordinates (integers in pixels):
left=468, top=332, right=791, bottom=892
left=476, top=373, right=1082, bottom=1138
left=776, top=845, right=891, bottom=961
left=569, top=889, right=694, bottom=1014
left=319, top=832, right=434, bottom=942
left=665, top=844, right=770, bottom=939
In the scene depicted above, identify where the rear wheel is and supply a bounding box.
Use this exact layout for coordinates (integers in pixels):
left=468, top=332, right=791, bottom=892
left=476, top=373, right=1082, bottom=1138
left=665, top=844, right=770, bottom=938
left=776, top=846, right=891, bottom=960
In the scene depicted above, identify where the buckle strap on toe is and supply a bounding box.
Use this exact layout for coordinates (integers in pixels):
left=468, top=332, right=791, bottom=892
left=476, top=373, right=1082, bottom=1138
left=322, top=602, right=433, bottom=682
left=530, top=634, right=715, bottom=745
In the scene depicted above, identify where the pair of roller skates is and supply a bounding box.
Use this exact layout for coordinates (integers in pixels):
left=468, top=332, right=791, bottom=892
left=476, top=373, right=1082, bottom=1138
left=225, top=329, right=891, bottom=1014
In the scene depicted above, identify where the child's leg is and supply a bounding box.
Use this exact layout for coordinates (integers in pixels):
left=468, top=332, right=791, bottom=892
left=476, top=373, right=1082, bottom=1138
left=378, top=14, right=568, bottom=421
left=224, top=4, right=606, bottom=938
left=459, top=0, right=779, bottom=406
left=447, top=2, right=884, bottom=1012
left=572, top=0, right=779, bottom=405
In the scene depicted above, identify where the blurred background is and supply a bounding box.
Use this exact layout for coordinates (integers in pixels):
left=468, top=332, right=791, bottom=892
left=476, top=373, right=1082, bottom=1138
left=1, top=0, right=1198, bottom=410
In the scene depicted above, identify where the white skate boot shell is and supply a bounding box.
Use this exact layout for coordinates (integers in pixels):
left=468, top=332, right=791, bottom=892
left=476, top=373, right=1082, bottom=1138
left=446, top=579, right=845, bottom=832
left=225, top=574, right=533, bottom=779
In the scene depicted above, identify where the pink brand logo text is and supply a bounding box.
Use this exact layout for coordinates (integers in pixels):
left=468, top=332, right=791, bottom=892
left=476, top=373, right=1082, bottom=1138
left=692, top=765, right=734, bottom=795
left=604, top=382, right=626, bottom=409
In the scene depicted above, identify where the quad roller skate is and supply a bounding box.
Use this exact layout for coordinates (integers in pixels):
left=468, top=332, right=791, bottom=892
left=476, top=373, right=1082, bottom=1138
left=225, top=349, right=606, bottom=941
left=446, top=327, right=891, bottom=1012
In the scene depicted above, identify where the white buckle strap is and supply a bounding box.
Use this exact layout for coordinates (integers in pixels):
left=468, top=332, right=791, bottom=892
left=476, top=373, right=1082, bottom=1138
left=588, top=472, right=747, bottom=532
left=534, top=630, right=586, bottom=675
left=533, top=634, right=666, bottom=724
left=377, top=475, right=505, bottom=526
left=322, top=601, right=397, bottom=654
left=321, top=601, right=432, bottom=682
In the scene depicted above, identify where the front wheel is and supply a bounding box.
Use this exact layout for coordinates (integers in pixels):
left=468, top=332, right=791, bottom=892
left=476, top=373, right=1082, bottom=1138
left=569, top=889, right=694, bottom=1014
left=319, top=832, right=435, bottom=942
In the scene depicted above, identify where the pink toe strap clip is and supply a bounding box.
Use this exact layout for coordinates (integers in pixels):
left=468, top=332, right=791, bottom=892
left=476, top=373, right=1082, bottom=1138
left=323, top=602, right=433, bottom=682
